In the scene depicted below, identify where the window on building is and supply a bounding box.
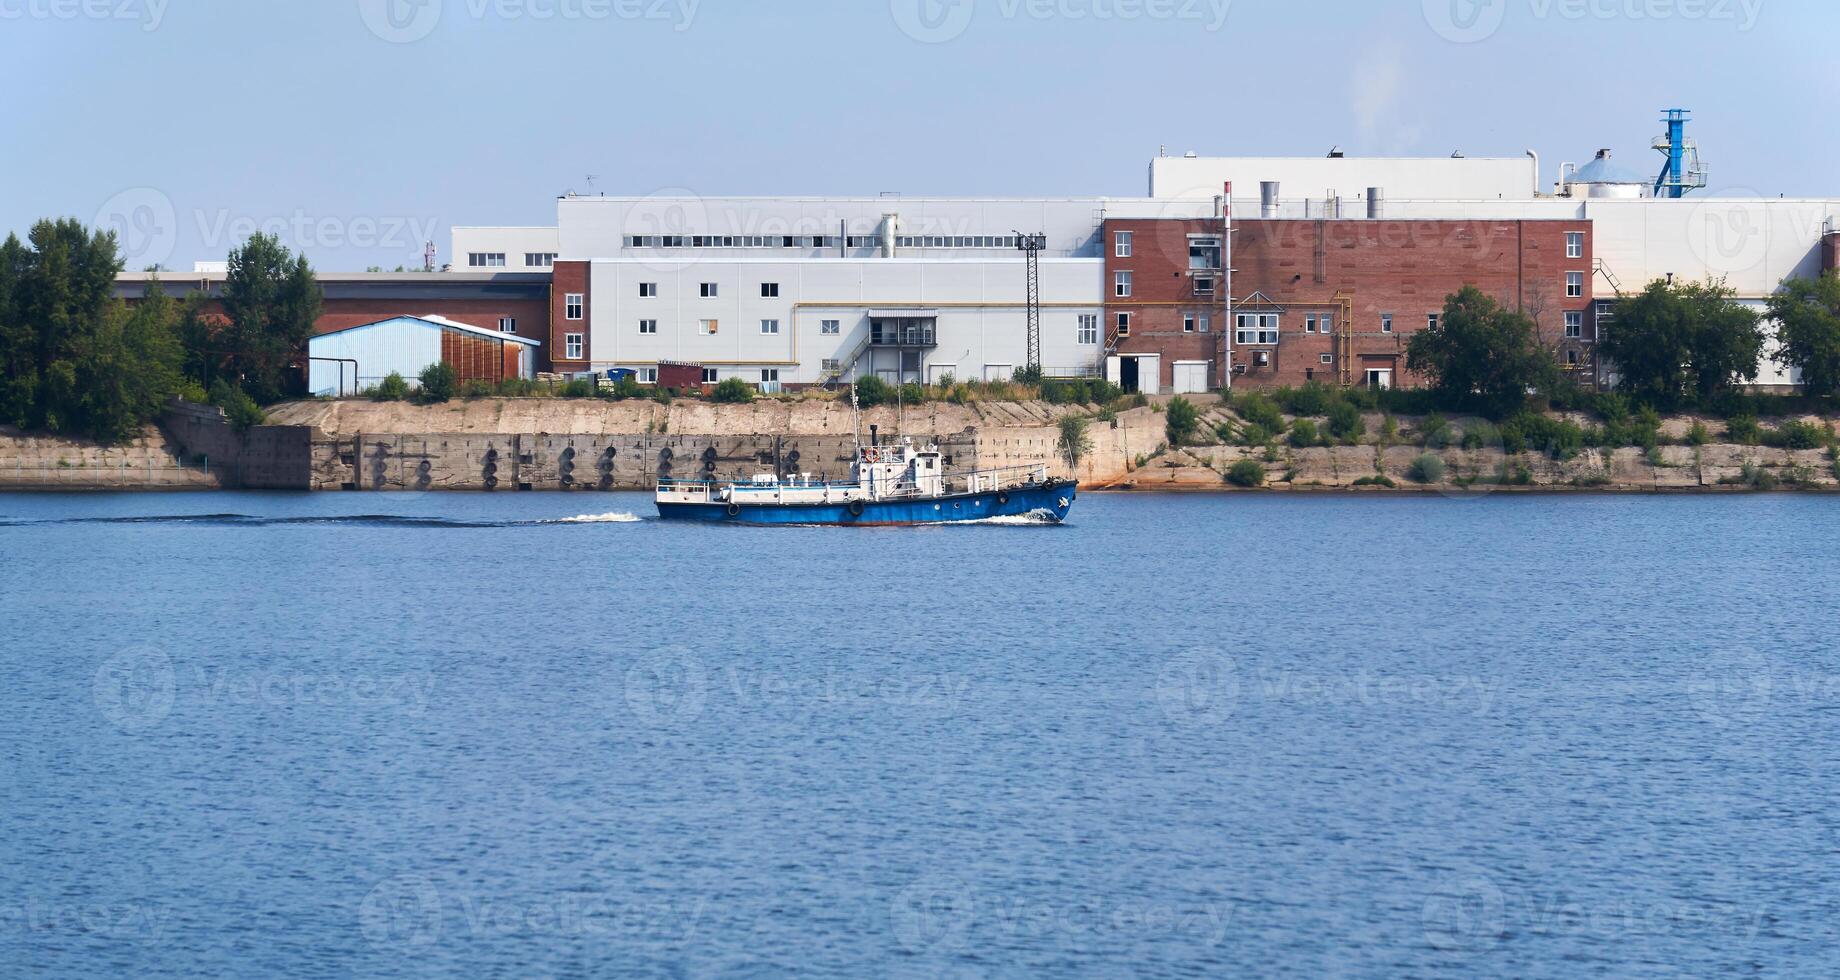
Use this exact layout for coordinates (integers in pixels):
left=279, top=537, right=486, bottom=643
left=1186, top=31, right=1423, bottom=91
left=1567, top=350, right=1581, bottom=366
left=1566, top=232, right=1585, bottom=259
left=639, top=282, right=658, bottom=297
left=1381, top=313, right=1394, bottom=334
left=1115, top=232, right=1133, bottom=258
left=1321, top=314, right=1333, bottom=336
left=1185, top=314, right=1198, bottom=334
left=468, top=252, right=506, bottom=268
left=638, top=367, right=658, bottom=384
left=1235, top=313, right=1280, bottom=345
left=1567, top=272, right=1585, bottom=298
left=1428, top=312, right=1440, bottom=330
left=1305, top=315, right=1317, bottom=334
left=821, top=358, right=842, bottom=374
left=1565, top=311, right=1584, bottom=338
left=702, top=368, right=719, bottom=384
left=565, top=294, right=583, bottom=320
left=1196, top=314, right=1210, bottom=333
left=565, top=333, right=584, bottom=360
left=1194, top=276, right=1216, bottom=295
left=761, top=282, right=780, bottom=298
left=700, top=282, right=719, bottom=298
left=1115, top=271, right=1133, bottom=298
left=525, top=253, right=556, bottom=267
left=821, top=319, right=841, bottom=335
left=1078, top=314, right=1099, bottom=345
left=639, top=319, right=658, bottom=335
left=499, top=317, right=517, bottom=334
left=699, top=319, right=719, bottom=336
left=1321, top=353, right=1335, bottom=365
left=760, top=369, right=780, bottom=385
left=1189, top=236, right=1223, bottom=270
left=760, top=319, right=780, bottom=335
left=1116, top=312, right=1131, bottom=338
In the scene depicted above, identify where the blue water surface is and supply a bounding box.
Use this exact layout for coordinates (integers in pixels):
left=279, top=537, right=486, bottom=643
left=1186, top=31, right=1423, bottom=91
left=1, top=491, right=1837, bottom=977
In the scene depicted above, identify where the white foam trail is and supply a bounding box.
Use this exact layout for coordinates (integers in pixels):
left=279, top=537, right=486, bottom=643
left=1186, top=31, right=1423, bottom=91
left=551, top=512, right=644, bottom=524
left=973, top=510, right=1063, bottom=526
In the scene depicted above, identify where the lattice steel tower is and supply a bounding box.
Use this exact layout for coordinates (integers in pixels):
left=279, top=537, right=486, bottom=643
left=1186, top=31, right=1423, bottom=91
left=1015, top=232, right=1047, bottom=372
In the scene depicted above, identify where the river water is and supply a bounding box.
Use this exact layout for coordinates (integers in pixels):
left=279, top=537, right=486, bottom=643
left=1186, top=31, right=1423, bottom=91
left=1, top=491, right=1836, bottom=977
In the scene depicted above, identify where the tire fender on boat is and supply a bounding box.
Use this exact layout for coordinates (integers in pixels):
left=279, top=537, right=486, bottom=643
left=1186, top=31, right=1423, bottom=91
left=848, top=499, right=865, bottom=518
left=726, top=502, right=742, bottom=517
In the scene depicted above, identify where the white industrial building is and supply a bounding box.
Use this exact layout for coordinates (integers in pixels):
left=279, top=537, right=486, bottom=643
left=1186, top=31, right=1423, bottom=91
left=451, top=116, right=1840, bottom=393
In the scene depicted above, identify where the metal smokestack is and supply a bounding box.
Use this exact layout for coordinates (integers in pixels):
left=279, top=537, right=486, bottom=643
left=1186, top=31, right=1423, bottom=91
left=1367, top=187, right=1385, bottom=220
left=1260, top=182, right=1280, bottom=219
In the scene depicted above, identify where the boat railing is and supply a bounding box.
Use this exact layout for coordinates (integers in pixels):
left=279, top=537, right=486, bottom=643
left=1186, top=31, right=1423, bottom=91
left=658, top=464, right=1055, bottom=498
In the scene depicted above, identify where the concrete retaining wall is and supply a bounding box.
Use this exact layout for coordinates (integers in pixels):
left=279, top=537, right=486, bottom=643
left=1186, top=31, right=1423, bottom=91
left=161, top=401, right=316, bottom=490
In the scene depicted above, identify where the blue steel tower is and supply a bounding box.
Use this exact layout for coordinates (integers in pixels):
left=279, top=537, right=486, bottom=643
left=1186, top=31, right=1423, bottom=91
left=1654, top=109, right=1707, bottom=198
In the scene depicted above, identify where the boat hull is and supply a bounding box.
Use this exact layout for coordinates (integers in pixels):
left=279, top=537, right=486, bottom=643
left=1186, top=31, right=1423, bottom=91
left=657, top=481, right=1077, bottom=526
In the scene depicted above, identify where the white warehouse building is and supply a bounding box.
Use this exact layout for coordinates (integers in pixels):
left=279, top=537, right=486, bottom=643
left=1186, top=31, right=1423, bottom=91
left=451, top=120, right=1840, bottom=393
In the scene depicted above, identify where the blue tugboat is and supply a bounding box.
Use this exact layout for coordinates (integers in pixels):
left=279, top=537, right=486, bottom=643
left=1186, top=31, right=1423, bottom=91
left=656, top=428, right=1076, bottom=526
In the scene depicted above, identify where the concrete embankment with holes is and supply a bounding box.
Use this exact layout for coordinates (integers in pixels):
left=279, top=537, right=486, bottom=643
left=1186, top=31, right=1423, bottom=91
left=4, top=397, right=1835, bottom=493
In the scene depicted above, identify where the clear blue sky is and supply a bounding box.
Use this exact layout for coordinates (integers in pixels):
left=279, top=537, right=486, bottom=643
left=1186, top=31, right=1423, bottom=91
left=1, top=0, right=1830, bottom=271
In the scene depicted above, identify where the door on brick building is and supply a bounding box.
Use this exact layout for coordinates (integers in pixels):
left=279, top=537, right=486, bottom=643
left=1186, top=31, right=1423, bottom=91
left=1119, top=358, right=1140, bottom=394
left=1365, top=369, right=1393, bottom=390
left=1172, top=361, right=1210, bottom=394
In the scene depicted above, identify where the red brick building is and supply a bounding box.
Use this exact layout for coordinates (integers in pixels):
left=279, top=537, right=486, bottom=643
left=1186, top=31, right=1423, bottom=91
left=1103, top=217, right=1595, bottom=391
left=548, top=260, right=591, bottom=374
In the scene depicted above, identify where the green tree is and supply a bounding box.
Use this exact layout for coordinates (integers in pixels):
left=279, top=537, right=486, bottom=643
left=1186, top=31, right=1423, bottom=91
left=418, top=361, right=457, bottom=404
left=710, top=377, right=756, bottom=404
left=0, top=233, right=32, bottom=427
left=1057, top=415, right=1093, bottom=467
left=219, top=234, right=322, bottom=403
left=1406, top=285, right=1558, bottom=418
left=0, top=220, right=185, bottom=442
left=1766, top=272, right=1840, bottom=398
left=1165, top=396, right=1200, bottom=445
left=1600, top=278, right=1762, bottom=406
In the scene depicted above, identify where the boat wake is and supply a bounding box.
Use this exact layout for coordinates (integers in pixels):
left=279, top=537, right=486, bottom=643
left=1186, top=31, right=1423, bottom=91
left=0, top=512, right=648, bottom=529
left=922, top=509, right=1065, bottom=527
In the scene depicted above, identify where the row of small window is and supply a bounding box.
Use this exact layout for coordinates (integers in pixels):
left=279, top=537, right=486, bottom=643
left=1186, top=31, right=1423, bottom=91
left=622, top=235, right=1024, bottom=250
left=468, top=253, right=556, bottom=268
left=632, top=282, right=782, bottom=300
left=1226, top=310, right=1592, bottom=345
left=1099, top=312, right=1214, bottom=339
left=1113, top=271, right=1217, bottom=297
left=599, top=366, right=785, bottom=385
left=626, top=236, right=839, bottom=249
left=1111, top=233, right=1224, bottom=270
